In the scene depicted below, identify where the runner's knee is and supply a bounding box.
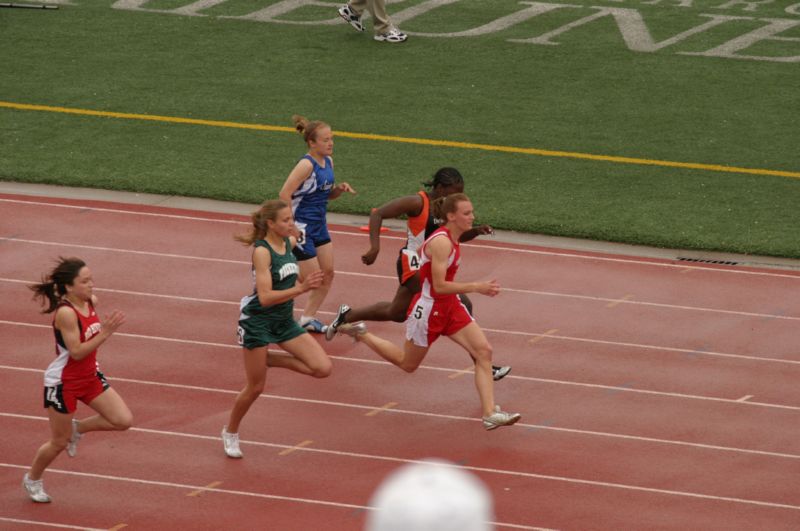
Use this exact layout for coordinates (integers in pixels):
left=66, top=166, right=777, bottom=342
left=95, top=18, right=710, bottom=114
left=245, top=381, right=266, bottom=397
left=473, top=343, right=493, bottom=363
left=389, top=303, right=407, bottom=323
left=388, top=300, right=408, bottom=323
left=50, top=436, right=69, bottom=451
left=310, top=359, right=333, bottom=378
left=110, top=412, right=133, bottom=431
left=398, top=358, right=421, bottom=373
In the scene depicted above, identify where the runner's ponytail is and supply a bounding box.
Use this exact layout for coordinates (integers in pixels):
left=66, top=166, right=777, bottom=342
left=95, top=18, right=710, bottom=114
left=29, top=257, right=86, bottom=314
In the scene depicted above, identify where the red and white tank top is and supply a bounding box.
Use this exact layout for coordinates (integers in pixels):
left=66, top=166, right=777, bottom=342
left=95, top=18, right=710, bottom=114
left=44, top=300, right=102, bottom=386
left=418, top=227, right=461, bottom=301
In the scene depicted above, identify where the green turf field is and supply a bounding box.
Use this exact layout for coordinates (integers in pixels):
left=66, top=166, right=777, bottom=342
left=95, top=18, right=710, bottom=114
left=1, top=0, right=799, bottom=257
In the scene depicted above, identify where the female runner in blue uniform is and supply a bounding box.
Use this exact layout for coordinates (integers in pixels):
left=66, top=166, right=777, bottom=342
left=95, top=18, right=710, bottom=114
left=222, top=199, right=332, bottom=458
left=279, top=115, right=356, bottom=333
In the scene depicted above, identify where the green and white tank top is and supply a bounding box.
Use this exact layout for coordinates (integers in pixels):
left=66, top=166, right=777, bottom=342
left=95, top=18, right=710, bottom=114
left=239, top=238, right=299, bottom=321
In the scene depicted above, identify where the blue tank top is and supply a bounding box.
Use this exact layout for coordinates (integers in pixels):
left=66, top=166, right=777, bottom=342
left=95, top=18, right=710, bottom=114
left=290, top=155, right=334, bottom=226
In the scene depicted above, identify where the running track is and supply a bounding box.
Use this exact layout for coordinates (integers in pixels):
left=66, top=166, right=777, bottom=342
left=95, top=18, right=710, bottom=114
left=1, top=193, right=799, bottom=530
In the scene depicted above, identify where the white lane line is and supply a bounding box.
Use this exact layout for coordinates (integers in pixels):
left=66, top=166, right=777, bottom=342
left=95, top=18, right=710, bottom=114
left=0, top=322, right=798, bottom=410
left=4, top=237, right=799, bottom=321
left=0, top=277, right=241, bottom=306
left=0, top=462, right=550, bottom=530
left=738, top=395, right=754, bottom=402
left=605, top=294, right=634, bottom=308
left=2, top=438, right=799, bottom=512
left=482, top=325, right=800, bottom=367
left=0, top=461, right=362, bottom=509
left=1, top=238, right=246, bottom=265
left=0, top=200, right=395, bottom=238
left=0, top=197, right=249, bottom=225
left=3, top=197, right=799, bottom=279
left=470, top=243, right=800, bottom=279
left=0, top=517, right=106, bottom=530
left=503, top=286, right=800, bottom=322
left=2, top=371, right=798, bottom=461
left=0, top=278, right=800, bottom=365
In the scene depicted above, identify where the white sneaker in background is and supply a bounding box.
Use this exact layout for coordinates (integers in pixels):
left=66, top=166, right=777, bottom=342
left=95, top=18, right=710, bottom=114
left=66, top=417, right=82, bottom=457
left=338, top=4, right=364, bottom=32
left=374, top=28, right=408, bottom=43
left=221, top=426, right=243, bottom=458
left=23, top=473, right=52, bottom=503
left=337, top=321, right=367, bottom=339
left=482, top=405, right=521, bottom=430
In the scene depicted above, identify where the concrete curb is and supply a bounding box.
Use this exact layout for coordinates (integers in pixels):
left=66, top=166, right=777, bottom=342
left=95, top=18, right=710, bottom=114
left=2, top=181, right=799, bottom=272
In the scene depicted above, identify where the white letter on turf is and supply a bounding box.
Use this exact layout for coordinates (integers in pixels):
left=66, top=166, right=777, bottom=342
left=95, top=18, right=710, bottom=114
left=681, top=17, right=800, bottom=61
left=511, top=6, right=748, bottom=52
left=407, top=2, right=571, bottom=37
left=112, top=0, right=230, bottom=16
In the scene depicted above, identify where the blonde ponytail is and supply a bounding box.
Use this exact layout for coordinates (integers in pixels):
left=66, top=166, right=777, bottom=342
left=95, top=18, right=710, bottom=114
left=235, top=200, right=288, bottom=246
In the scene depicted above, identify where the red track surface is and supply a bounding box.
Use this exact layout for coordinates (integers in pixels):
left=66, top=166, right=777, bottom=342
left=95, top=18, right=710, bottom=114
left=1, top=193, right=799, bottom=530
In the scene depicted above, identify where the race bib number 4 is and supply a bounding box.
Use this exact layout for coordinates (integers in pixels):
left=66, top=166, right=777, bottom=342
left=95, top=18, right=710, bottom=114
left=402, top=249, right=421, bottom=271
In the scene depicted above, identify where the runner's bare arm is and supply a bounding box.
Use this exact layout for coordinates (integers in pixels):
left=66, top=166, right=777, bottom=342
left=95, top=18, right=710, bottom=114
left=362, top=194, right=424, bottom=265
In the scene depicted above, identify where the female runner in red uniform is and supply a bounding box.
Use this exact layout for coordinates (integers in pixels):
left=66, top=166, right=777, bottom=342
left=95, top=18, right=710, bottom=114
left=23, top=257, right=131, bottom=502
left=335, top=194, right=521, bottom=430
left=326, top=167, right=511, bottom=381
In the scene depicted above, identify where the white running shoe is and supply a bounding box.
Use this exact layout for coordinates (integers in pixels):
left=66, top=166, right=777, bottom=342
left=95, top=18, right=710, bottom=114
left=337, top=4, right=364, bottom=32
left=66, top=418, right=82, bottom=457
left=23, top=473, right=52, bottom=503
left=221, top=427, right=243, bottom=458
left=374, top=28, right=408, bottom=43
left=492, top=365, right=512, bottom=381
left=482, top=406, right=521, bottom=430
left=337, top=321, right=367, bottom=339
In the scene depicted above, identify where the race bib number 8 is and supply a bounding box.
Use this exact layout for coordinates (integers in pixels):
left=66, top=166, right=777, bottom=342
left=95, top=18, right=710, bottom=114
left=294, top=222, right=307, bottom=246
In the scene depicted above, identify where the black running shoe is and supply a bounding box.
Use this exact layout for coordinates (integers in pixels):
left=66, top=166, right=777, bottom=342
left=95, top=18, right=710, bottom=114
left=325, top=304, right=351, bottom=341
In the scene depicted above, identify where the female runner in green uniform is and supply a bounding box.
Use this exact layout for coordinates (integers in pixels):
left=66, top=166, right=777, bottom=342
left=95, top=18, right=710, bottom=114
left=222, top=200, right=331, bottom=458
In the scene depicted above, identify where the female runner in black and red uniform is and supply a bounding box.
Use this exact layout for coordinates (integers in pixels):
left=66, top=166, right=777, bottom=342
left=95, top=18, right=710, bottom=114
left=23, top=257, right=131, bottom=503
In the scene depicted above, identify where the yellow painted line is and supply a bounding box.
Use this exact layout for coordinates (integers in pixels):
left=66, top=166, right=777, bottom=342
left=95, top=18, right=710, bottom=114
left=0, top=101, right=294, bottom=134
left=448, top=365, right=474, bottom=379
left=108, top=525, right=128, bottom=531
left=278, top=440, right=314, bottom=456
left=365, top=402, right=398, bottom=417
left=186, top=480, right=223, bottom=497
left=606, top=294, right=634, bottom=308
left=528, top=328, right=559, bottom=345
left=2, top=101, right=798, bottom=180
